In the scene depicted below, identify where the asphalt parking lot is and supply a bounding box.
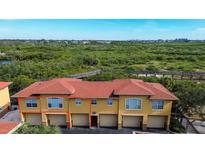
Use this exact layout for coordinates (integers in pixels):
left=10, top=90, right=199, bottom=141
left=61, top=127, right=136, bottom=134
left=60, top=127, right=168, bottom=134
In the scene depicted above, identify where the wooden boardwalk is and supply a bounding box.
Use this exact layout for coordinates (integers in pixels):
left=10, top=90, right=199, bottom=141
left=68, top=69, right=205, bottom=81
left=133, top=70, right=205, bottom=81
left=68, top=70, right=101, bottom=79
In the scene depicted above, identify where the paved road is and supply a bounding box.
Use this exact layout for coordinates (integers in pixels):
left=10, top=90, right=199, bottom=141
left=194, top=125, right=205, bottom=134
left=192, top=120, right=205, bottom=134
left=182, top=119, right=205, bottom=134
left=0, top=110, right=21, bottom=122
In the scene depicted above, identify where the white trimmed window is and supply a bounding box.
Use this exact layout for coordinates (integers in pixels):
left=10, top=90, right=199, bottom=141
left=152, top=100, right=164, bottom=109
left=48, top=98, right=63, bottom=108
left=125, top=98, right=141, bottom=110
left=75, top=99, right=82, bottom=105
left=26, top=99, right=37, bottom=108
left=107, top=99, right=113, bottom=106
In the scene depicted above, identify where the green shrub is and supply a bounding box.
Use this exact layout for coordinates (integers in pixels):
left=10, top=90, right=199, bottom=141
left=14, top=124, right=61, bottom=134
left=82, top=56, right=99, bottom=66
left=145, top=65, right=159, bottom=72
left=170, top=117, right=186, bottom=133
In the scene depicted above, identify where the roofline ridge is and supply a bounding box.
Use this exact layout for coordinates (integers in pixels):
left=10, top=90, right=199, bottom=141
left=132, top=81, right=155, bottom=95
left=58, top=80, right=75, bottom=94
left=148, top=83, right=178, bottom=99
left=12, top=82, right=41, bottom=97
left=113, top=80, right=130, bottom=93
left=33, top=80, right=56, bottom=92
left=114, top=79, right=154, bottom=95
left=34, top=80, right=75, bottom=94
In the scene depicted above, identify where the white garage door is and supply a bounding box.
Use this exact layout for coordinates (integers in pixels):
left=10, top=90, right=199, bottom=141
left=122, top=116, right=142, bottom=128
left=72, top=114, right=89, bottom=127
left=148, top=116, right=166, bottom=128
left=48, top=114, right=66, bottom=126
left=25, top=114, right=42, bottom=125
left=99, top=114, right=117, bottom=127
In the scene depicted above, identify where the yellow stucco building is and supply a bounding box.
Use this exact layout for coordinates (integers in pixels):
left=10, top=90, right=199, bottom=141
left=13, top=78, right=178, bottom=130
left=0, top=82, right=12, bottom=117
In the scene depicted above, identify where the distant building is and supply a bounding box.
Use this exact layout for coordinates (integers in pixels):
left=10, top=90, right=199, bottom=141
left=82, top=41, right=90, bottom=44
left=0, top=82, right=12, bottom=117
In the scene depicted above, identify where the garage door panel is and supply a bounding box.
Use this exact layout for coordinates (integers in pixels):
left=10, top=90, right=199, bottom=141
left=148, top=116, right=166, bottom=128
left=25, top=114, right=42, bottom=125
left=122, top=116, right=142, bottom=128
left=48, top=115, right=66, bottom=126
left=99, top=114, right=117, bottom=127
left=72, top=114, right=89, bottom=127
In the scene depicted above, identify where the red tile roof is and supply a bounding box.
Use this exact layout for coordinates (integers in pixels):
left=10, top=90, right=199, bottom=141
left=12, top=78, right=178, bottom=100
left=0, top=122, right=19, bottom=134
left=33, top=79, right=76, bottom=95
left=113, top=79, right=154, bottom=96
left=0, top=82, right=12, bottom=89
left=148, top=83, right=178, bottom=100
left=69, top=81, right=114, bottom=98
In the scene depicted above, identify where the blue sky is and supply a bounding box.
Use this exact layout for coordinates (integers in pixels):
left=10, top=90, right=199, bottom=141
left=0, top=19, right=205, bottom=40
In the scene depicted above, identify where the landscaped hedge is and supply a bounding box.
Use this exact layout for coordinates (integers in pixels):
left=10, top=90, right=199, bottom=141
left=13, top=124, right=61, bottom=134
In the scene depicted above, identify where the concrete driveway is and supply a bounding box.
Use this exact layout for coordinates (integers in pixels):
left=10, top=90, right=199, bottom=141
left=0, top=110, right=21, bottom=122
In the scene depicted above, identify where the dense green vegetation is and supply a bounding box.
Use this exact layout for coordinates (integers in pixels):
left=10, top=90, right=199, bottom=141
left=14, top=124, right=61, bottom=134
left=0, top=40, right=204, bottom=121
left=170, top=117, right=186, bottom=133
left=1, top=41, right=205, bottom=84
